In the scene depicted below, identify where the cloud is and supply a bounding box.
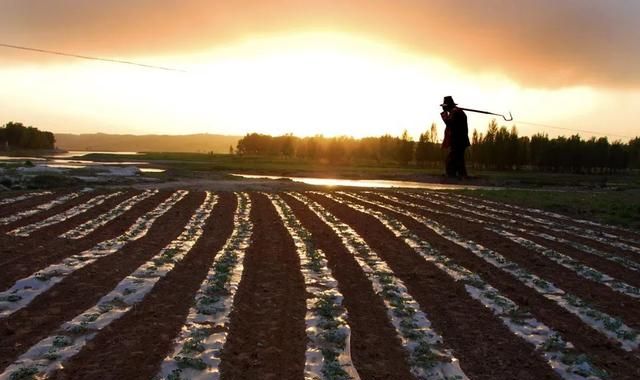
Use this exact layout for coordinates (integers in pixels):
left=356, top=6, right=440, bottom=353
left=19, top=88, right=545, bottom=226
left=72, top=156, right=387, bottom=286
left=1, top=0, right=638, bottom=88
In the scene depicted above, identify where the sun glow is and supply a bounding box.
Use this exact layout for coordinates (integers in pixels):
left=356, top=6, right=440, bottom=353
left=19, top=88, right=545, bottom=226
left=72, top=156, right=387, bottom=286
left=1, top=31, right=634, bottom=140
left=179, top=32, right=462, bottom=138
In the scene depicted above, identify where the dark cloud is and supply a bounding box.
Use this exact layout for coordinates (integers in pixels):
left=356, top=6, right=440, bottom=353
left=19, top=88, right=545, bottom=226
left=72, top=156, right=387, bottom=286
left=1, top=0, right=638, bottom=88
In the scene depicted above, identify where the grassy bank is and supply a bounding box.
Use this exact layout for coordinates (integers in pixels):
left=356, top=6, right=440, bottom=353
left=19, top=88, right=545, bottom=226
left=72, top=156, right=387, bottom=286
left=81, top=152, right=443, bottom=179
left=81, top=152, right=640, bottom=189
left=454, top=188, right=640, bottom=230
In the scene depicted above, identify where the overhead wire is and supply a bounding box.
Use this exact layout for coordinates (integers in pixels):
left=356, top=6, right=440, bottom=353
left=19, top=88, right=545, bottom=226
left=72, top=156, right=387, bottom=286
left=508, top=119, right=633, bottom=140
left=0, top=43, right=186, bottom=72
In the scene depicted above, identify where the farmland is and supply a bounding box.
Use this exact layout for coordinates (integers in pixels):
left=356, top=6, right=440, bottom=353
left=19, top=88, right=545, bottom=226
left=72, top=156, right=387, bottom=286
left=0, top=188, right=638, bottom=380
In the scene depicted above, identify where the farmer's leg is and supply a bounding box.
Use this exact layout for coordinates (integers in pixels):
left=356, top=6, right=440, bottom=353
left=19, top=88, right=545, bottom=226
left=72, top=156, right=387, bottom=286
left=458, top=148, right=468, bottom=177
left=449, top=148, right=462, bottom=177
left=445, top=150, right=456, bottom=177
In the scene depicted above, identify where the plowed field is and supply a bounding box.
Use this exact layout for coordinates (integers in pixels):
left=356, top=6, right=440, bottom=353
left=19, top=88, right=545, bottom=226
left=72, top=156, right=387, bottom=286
left=1, top=189, right=638, bottom=380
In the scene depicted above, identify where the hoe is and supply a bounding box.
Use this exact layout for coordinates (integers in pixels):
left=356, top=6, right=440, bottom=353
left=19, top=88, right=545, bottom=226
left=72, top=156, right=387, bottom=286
left=458, top=107, right=513, bottom=121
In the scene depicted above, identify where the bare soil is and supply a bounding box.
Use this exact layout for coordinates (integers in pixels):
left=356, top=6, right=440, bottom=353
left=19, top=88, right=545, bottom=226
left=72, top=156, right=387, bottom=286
left=219, top=193, right=307, bottom=380
left=389, top=192, right=640, bottom=329
left=1, top=188, right=638, bottom=379
left=51, top=192, right=237, bottom=380
left=309, top=192, right=562, bottom=380
left=0, top=192, right=204, bottom=369
left=282, top=193, right=416, bottom=380
left=0, top=191, right=172, bottom=290
left=365, top=191, right=640, bottom=379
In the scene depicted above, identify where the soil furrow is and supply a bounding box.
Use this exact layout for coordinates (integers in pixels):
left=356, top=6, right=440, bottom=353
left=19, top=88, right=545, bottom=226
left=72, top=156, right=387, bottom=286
left=50, top=192, right=236, bottom=380
left=556, top=231, right=640, bottom=261
left=391, top=192, right=640, bottom=327
left=450, top=192, right=640, bottom=242
left=518, top=230, right=640, bottom=289
left=280, top=193, right=415, bottom=380
left=359, top=191, right=639, bottom=380
left=0, top=190, right=71, bottom=218
left=0, top=190, right=98, bottom=233
left=218, top=193, right=307, bottom=380
left=0, top=191, right=52, bottom=206
left=306, top=192, right=562, bottom=380
left=0, top=191, right=136, bottom=254
left=413, top=192, right=640, bottom=281
left=0, top=191, right=173, bottom=290
left=0, top=191, right=204, bottom=370
left=430, top=192, right=640, bottom=264
left=0, top=191, right=111, bottom=264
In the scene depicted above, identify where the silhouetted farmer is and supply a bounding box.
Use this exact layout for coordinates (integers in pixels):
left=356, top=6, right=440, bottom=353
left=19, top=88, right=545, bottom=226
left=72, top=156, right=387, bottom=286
left=440, top=96, right=470, bottom=178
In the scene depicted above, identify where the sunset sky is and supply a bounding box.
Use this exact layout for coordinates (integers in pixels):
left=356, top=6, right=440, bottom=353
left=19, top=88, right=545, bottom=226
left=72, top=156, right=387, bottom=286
left=1, top=0, right=638, bottom=141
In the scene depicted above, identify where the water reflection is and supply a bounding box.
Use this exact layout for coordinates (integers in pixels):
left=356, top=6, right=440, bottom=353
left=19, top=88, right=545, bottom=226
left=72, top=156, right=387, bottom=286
left=1, top=151, right=164, bottom=173
left=232, top=173, right=491, bottom=190
left=49, top=151, right=140, bottom=158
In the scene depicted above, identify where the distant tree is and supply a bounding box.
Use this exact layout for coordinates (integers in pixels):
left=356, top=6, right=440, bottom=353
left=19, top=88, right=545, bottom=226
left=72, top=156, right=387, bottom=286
left=0, top=128, right=6, bottom=150
left=234, top=128, right=638, bottom=172
left=416, top=132, right=429, bottom=166
left=627, top=137, right=640, bottom=169
left=506, top=126, right=519, bottom=169
left=416, top=124, right=440, bottom=167
left=396, top=130, right=414, bottom=166
left=228, top=145, right=234, bottom=155
left=281, top=134, right=295, bottom=158
left=236, top=133, right=273, bottom=155
left=516, top=136, right=530, bottom=169
left=327, top=137, right=346, bottom=164
left=608, top=141, right=628, bottom=173
left=1, top=121, right=55, bottom=150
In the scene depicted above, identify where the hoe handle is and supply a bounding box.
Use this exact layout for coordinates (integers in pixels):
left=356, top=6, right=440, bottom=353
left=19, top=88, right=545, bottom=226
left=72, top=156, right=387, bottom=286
left=458, top=107, right=513, bottom=121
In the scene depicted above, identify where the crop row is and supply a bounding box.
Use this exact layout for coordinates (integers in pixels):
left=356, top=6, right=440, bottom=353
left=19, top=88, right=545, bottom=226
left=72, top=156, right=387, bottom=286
left=1, top=192, right=215, bottom=379
left=327, top=192, right=606, bottom=380
left=0, top=190, right=187, bottom=318
left=375, top=192, right=639, bottom=352
left=1, top=189, right=637, bottom=380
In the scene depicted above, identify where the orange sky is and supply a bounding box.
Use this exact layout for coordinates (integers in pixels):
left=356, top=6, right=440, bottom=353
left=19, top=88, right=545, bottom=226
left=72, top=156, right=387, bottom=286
left=1, top=0, right=639, bottom=140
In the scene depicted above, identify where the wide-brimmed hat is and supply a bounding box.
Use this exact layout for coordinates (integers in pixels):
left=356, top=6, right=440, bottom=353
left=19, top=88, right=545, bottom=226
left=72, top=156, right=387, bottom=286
left=440, top=96, right=457, bottom=107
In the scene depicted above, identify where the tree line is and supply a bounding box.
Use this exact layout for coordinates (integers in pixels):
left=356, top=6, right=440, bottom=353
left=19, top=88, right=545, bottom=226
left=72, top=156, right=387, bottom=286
left=235, top=130, right=421, bottom=166
left=236, top=122, right=640, bottom=172
left=0, top=122, right=56, bottom=150
left=470, top=120, right=639, bottom=172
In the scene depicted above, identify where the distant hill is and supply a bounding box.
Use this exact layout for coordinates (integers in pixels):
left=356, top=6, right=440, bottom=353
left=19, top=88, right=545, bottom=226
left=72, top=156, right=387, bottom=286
left=55, top=133, right=242, bottom=153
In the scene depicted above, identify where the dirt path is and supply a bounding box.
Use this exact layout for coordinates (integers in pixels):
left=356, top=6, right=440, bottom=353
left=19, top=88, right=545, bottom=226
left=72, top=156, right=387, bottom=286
left=281, top=193, right=416, bottom=380
left=0, top=192, right=204, bottom=370
left=50, top=192, right=237, bottom=380
left=218, top=193, right=307, bottom=380
left=0, top=191, right=172, bottom=290
left=390, top=192, right=640, bottom=329
left=308, top=192, right=562, bottom=380
left=360, top=192, right=640, bottom=380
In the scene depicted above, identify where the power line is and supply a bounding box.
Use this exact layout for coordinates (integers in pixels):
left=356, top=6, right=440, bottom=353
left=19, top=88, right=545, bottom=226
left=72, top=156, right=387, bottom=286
left=0, top=43, right=186, bottom=72
left=511, top=120, right=633, bottom=139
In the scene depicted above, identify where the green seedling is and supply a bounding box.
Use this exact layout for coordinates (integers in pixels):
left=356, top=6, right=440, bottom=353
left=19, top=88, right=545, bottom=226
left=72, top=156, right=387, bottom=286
left=9, top=366, right=39, bottom=380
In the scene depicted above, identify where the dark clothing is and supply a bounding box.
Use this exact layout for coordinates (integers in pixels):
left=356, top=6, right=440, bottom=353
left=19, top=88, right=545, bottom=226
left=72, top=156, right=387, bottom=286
left=442, top=108, right=470, bottom=150
left=442, top=107, right=470, bottom=177
left=446, top=148, right=468, bottom=177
